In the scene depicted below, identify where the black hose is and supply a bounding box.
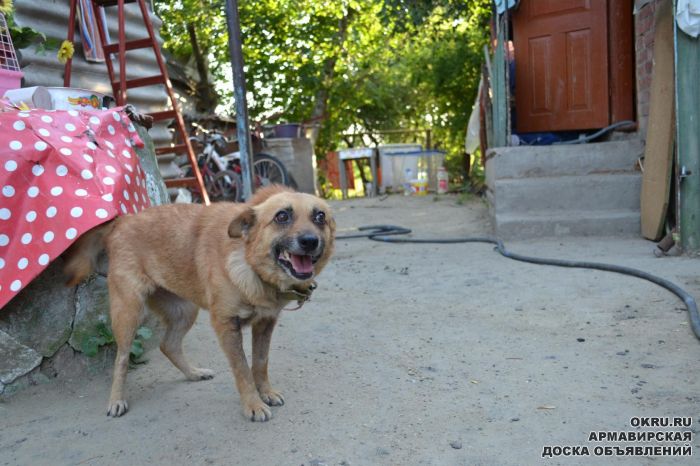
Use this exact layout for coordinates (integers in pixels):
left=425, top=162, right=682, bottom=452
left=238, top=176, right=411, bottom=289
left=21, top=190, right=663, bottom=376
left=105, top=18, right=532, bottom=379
left=336, top=225, right=700, bottom=341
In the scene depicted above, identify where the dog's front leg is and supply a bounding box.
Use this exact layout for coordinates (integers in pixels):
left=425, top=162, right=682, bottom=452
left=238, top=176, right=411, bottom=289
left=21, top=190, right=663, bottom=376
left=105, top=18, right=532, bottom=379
left=252, top=318, right=284, bottom=407
left=211, top=313, right=272, bottom=421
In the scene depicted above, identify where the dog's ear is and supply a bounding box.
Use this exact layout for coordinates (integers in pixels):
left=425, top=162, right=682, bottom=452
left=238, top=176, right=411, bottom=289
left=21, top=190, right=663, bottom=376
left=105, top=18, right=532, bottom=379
left=228, top=207, right=255, bottom=238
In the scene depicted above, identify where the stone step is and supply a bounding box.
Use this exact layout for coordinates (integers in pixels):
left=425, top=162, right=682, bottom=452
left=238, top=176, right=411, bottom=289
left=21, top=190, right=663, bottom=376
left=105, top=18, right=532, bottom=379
left=486, top=139, right=644, bottom=181
left=495, top=210, right=641, bottom=239
left=493, top=173, right=642, bottom=214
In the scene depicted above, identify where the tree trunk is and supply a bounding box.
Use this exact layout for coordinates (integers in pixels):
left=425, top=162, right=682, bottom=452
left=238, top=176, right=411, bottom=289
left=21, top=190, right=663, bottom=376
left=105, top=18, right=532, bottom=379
left=187, top=22, right=219, bottom=113
left=308, top=9, right=355, bottom=148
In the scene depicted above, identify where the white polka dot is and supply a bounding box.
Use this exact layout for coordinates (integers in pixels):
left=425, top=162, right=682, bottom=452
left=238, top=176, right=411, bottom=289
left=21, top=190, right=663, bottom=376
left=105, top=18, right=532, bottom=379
left=38, top=128, right=50, bottom=137
left=102, top=176, right=114, bottom=186
left=25, top=211, right=36, bottom=222
left=121, top=149, right=131, bottom=159
left=65, top=228, right=78, bottom=240
left=82, top=154, right=94, bottom=163
left=75, top=189, right=88, bottom=197
left=0, top=258, right=4, bottom=269
left=46, top=206, right=58, bottom=218
left=112, top=112, right=121, bottom=121
left=17, top=258, right=28, bottom=270
left=0, top=234, right=9, bottom=246
left=60, top=147, right=72, bottom=156
left=13, top=120, right=25, bottom=131
left=105, top=141, right=115, bottom=150
left=27, top=186, right=39, bottom=198
left=124, top=174, right=131, bottom=184
left=41, top=115, right=53, bottom=123
left=18, top=112, right=29, bottom=118
left=56, top=165, right=68, bottom=177
left=105, top=165, right=116, bottom=174
left=120, top=203, right=127, bottom=214
left=9, top=140, right=22, bottom=150
left=50, top=186, right=63, bottom=196
left=34, top=141, right=48, bottom=151
left=123, top=163, right=133, bottom=172
left=132, top=204, right=138, bottom=213
left=65, top=123, right=76, bottom=131
left=107, top=125, right=116, bottom=135
left=107, top=150, right=115, bottom=158
left=20, top=233, right=31, bottom=244
left=60, top=135, right=73, bottom=143
left=70, top=207, right=83, bottom=218
left=10, top=280, right=21, bottom=292
left=86, top=141, right=97, bottom=150
left=123, top=190, right=130, bottom=200
left=43, top=231, right=54, bottom=243
left=95, top=208, right=109, bottom=219
left=124, top=139, right=132, bottom=147
left=102, top=193, right=113, bottom=202
left=38, top=253, right=50, bottom=265
left=2, top=186, right=15, bottom=197
left=89, top=116, right=100, bottom=125
left=4, top=160, right=17, bottom=172
left=32, top=164, right=44, bottom=176
left=0, top=208, right=10, bottom=220
left=128, top=123, right=136, bottom=132
left=135, top=176, right=141, bottom=187
left=68, top=110, right=79, bottom=117
left=142, top=193, right=148, bottom=203
left=81, top=169, right=93, bottom=180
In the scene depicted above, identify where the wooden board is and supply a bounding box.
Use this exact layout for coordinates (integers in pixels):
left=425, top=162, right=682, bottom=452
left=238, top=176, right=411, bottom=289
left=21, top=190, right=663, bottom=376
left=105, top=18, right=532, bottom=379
left=640, top=0, right=674, bottom=241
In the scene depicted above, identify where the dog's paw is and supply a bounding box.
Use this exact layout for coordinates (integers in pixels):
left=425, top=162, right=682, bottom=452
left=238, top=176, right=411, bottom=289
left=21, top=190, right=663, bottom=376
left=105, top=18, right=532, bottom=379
left=242, top=397, right=272, bottom=422
left=187, top=367, right=215, bottom=381
left=259, top=388, right=285, bottom=406
left=106, top=400, right=128, bottom=417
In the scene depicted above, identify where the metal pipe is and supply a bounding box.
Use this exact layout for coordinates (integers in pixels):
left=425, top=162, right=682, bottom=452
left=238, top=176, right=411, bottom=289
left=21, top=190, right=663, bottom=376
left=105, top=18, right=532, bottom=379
left=224, top=0, right=254, bottom=200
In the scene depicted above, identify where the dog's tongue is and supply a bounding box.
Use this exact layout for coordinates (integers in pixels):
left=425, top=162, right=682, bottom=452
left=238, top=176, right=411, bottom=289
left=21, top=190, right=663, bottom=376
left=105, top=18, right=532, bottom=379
left=290, top=254, right=313, bottom=274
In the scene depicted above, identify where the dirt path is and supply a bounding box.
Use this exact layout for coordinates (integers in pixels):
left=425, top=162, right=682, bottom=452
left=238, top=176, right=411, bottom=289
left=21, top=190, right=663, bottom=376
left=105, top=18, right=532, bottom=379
left=2, top=195, right=699, bottom=466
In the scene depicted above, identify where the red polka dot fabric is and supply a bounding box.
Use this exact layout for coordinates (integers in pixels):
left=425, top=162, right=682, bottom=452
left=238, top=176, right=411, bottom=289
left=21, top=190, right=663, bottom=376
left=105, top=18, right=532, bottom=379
left=0, top=106, right=152, bottom=309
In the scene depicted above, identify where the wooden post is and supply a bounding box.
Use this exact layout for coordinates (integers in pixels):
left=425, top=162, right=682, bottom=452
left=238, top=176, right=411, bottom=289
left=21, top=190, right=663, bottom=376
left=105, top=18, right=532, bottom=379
left=676, top=20, right=700, bottom=253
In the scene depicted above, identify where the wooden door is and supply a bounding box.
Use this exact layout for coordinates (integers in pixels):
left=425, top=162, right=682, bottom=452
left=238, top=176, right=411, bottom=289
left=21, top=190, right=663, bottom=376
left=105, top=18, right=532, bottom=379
left=512, top=0, right=610, bottom=132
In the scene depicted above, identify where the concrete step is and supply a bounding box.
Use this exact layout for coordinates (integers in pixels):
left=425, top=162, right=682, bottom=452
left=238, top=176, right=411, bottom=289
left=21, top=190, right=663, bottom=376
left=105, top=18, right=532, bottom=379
left=486, top=139, right=644, bottom=182
left=493, top=173, right=642, bottom=214
left=495, top=210, right=641, bottom=239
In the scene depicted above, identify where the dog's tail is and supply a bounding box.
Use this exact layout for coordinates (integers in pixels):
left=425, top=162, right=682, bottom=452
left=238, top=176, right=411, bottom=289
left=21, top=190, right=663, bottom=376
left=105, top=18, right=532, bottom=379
left=63, top=221, right=116, bottom=286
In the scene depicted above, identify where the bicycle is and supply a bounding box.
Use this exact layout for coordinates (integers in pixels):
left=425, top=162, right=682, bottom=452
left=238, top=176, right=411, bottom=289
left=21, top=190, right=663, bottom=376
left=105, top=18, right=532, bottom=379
left=181, top=127, right=292, bottom=203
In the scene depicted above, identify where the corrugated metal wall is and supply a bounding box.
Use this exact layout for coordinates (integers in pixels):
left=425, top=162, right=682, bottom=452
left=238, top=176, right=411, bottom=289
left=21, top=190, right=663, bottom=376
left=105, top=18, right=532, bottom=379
left=15, top=0, right=180, bottom=177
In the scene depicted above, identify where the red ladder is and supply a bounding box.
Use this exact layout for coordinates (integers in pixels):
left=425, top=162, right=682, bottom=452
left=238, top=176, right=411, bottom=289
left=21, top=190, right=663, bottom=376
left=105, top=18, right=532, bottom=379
left=64, top=0, right=210, bottom=205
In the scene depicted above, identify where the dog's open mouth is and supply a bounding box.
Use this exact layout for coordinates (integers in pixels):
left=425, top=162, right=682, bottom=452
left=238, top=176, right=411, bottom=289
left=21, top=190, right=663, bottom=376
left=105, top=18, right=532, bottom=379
left=276, top=248, right=317, bottom=280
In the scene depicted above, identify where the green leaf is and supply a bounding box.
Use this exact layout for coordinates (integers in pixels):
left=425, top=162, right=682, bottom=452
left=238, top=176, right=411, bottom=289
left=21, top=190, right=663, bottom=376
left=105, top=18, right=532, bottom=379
left=136, top=326, right=153, bottom=340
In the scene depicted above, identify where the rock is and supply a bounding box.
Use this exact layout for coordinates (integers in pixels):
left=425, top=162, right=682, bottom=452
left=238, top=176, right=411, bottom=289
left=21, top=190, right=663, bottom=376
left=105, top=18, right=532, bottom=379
left=133, top=124, right=169, bottom=206
left=0, top=259, right=75, bottom=357
left=69, top=275, right=111, bottom=352
left=0, top=330, right=43, bottom=384
left=450, top=441, right=463, bottom=449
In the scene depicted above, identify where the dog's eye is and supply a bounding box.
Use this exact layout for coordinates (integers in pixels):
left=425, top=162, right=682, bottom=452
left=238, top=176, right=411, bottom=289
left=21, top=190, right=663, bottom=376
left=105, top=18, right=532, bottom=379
left=274, top=210, right=291, bottom=224
left=313, top=211, right=326, bottom=225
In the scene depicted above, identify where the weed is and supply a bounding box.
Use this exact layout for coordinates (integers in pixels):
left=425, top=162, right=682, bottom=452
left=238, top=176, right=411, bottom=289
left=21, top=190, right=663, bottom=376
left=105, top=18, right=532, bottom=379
left=81, top=322, right=153, bottom=364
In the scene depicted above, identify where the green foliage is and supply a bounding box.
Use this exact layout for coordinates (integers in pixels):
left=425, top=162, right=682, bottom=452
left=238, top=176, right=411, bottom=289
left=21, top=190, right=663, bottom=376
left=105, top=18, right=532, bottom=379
left=154, top=0, right=491, bottom=182
left=81, top=322, right=153, bottom=365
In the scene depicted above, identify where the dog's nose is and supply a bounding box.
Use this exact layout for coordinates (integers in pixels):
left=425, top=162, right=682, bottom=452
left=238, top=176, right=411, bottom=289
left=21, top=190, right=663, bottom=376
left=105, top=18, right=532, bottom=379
left=298, top=233, right=319, bottom=252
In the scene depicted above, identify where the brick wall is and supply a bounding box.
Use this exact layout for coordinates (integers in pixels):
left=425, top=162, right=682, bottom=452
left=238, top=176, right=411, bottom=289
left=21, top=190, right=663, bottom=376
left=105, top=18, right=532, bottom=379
left=634, top=0, right=662, bottom=135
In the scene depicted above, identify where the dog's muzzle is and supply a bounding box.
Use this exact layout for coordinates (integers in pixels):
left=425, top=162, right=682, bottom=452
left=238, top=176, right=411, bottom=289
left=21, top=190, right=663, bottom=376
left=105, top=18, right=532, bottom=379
left=275, top=234, right=323, bottom=280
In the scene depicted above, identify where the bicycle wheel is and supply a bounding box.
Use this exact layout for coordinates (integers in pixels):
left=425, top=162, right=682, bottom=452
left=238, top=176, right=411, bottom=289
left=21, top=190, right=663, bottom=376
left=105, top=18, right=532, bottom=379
left=209, top=170, right=243, bottom=202
left=253, top=153, right=290, bottom=187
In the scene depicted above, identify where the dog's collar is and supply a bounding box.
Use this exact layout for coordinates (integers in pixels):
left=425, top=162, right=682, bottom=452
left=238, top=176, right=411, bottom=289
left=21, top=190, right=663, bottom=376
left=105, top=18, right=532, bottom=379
left=280, top=281, right=317, bottom=311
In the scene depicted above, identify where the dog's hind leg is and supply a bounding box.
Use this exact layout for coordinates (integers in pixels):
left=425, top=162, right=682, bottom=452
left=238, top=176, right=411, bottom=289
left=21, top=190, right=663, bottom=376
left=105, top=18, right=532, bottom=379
left=147, top=289, right=214, bottom=381
left=106, top=275, right=148, bottom=417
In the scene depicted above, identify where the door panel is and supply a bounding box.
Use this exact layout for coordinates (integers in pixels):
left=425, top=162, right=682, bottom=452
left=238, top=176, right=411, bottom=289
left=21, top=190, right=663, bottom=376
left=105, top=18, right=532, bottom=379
left=513, top=0, right=609, bottom=132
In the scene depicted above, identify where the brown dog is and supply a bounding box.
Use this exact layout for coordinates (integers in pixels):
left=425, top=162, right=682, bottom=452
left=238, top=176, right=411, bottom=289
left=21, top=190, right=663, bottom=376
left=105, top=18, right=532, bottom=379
left=64, top=185, right=335, bottom=421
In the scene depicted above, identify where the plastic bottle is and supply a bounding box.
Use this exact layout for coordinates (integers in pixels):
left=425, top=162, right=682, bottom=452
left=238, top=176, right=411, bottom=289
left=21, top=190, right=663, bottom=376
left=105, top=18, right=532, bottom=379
left=404, top=167, right=413, bottom=195
left=437, top=166, right=448, bottom=194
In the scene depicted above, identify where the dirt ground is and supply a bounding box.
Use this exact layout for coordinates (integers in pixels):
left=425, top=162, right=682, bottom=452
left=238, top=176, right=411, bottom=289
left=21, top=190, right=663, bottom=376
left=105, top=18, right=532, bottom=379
left=2, top=194, right=699, bottom=466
